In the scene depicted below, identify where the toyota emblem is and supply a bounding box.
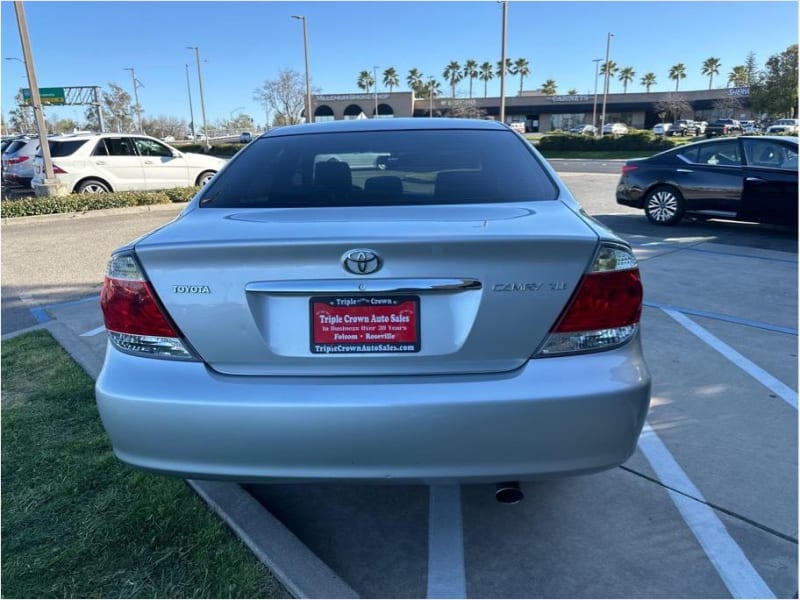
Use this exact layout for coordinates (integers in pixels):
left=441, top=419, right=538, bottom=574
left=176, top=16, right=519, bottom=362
left=342, top=249, right=382, bottom=275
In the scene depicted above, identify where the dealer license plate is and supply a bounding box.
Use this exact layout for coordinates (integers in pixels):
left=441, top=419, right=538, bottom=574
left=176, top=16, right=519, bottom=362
left=310, top=295, right=420, bottom=354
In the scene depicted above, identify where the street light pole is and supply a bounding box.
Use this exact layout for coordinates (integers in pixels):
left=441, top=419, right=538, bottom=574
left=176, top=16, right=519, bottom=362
left=124, top=66, right=143, bottom=133
left=600, top=32, right=614, bottom=137
left=591, top=58, right=602, bottom=134
left=292, top=15, right=313, bottom=124
left=185, top=63, right=196, bottom=140
left=499, top=1, right=508, bottom=124
left=13, top=1, right=59, bottom=195
left=373, top=65, right=379, bottom=118
left=187, top=46, right=210, bottom=149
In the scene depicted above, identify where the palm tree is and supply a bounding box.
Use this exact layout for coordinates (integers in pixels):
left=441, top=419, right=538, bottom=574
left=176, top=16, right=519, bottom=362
left=423, top=78, right=441, bottom=117
left=600, top=60, right=618, bottom=92
left=701, top=57, right=721, bottom=89
left=383, top=67, right=400, bottom=92
left=618, top=66, right=636, bottom=93
left=640, top=72, right=657, bottom=92
left=407, top=68, right=424, bottom=95
left=443, top=61, right=463, bottom=98
left=495, top=58, right=513, bottom=77
left=513, top=58, right=530, bottom=95
left=727, top=65, right=748, bottom=87
left=668, top=63, right=687, bottom=91
left=540, top=79, right=557, bottom=95
left=462, top=60, right=479, bottom=98
left=567, top=88, right=578, bottom=95
left=478, top=61, right=494, bottom=98
left=357, top=70, right=375, bottom=93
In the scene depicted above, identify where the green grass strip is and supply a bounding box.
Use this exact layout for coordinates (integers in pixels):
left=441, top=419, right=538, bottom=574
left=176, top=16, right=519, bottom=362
left=1, top=330, right=288, bottom=599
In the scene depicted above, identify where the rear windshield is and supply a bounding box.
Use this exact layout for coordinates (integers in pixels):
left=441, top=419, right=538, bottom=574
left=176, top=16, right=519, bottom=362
left=4, top=140, right=27, bottom=155
left=198, top=129, right=558, bottom=208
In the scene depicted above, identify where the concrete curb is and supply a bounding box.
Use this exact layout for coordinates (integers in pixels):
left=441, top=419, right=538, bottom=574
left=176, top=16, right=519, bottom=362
left=1, top=202, right=184, bottom=226
left=24, top=320, right=358, bottom=599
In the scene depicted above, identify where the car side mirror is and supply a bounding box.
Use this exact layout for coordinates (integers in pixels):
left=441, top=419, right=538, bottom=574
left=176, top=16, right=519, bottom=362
left=172, top=150, right=182, bottom=158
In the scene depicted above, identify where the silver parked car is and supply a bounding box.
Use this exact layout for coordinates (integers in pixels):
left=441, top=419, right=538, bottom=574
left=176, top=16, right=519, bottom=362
left=96, top=119, right=650, bottom=485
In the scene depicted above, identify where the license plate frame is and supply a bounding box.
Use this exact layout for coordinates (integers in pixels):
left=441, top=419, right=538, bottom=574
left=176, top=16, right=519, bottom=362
left=310, top=295, right=420, bottom=354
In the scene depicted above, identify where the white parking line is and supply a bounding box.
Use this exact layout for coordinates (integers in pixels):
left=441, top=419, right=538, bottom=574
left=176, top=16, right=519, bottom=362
left=638, top=423, right=776, bottom=599
left=662, top=308, right=798, bottom=409
left=427, top=485, right=466, bottom=599
left=80, top=325, right=106, bottom=337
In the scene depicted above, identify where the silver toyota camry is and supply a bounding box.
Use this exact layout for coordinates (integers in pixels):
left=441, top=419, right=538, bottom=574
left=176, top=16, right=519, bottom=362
left=96, top=118, right=650, bottom=484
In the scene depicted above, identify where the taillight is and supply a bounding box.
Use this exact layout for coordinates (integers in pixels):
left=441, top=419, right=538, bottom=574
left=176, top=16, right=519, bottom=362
left=100, top=251, right=195, bottom=359
left=621, top=164, right=638, bottom=175
left=8, top=156, right=29, bottom=164
left=536, top=244, right=642, bottom=357
left=52, top=164, right=67, bottom=174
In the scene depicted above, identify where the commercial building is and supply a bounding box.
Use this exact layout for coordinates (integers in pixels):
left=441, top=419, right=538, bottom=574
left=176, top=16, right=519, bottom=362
left=310, top=87, right=752, bottom=132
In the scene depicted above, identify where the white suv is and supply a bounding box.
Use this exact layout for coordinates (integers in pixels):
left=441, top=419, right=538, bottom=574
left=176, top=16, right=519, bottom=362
left=766, top=119, right=799, bottom=135
left=31, top=133, right=226, bottom=193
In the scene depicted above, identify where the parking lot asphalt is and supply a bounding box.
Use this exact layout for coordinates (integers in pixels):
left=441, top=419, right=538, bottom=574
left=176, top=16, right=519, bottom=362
left=2, top=168, right=796, bottom=598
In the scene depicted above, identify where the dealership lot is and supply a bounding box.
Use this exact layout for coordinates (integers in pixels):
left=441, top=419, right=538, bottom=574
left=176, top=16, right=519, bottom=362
left=2, top=169, right=796, bottom=598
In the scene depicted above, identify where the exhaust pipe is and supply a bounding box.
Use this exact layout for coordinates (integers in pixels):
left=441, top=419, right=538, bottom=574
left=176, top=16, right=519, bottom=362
left=495, top=481, right=524, bottom=504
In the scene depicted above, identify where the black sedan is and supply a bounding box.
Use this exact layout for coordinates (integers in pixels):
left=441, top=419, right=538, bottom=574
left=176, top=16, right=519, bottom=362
left=616, top=136, right=798, bottom=226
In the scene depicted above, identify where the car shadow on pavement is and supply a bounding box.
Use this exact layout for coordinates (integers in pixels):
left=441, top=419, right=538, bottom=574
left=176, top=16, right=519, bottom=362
left=594, top=214, right=798, bottom=254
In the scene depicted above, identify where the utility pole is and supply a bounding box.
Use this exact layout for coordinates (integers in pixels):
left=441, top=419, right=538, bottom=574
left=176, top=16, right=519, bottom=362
left=93, top=86, right=106, bottom=132
left=591, top=58, right=602, bottom=135
left=185, top=63, right=196, bottom=140
left=373, top=65, right=379, bottom=118
left=124, top=66, right=143, bottom=133
left=187, top=46, right=210, bottom=149
left=600, top=33, right=614, bottom=137
left=292, top=15, right=313, bottom=124
left=499, top=1, right=508, bottom=124
left=13, top=1, right=62, bottom=196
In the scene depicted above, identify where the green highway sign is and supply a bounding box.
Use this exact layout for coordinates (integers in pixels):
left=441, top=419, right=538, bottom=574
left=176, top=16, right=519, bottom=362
left=21, top=87, right=66, bottom=105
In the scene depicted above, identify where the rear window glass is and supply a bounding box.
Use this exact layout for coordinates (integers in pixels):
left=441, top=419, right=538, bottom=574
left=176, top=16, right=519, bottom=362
left=198, top=129, right=558, bottom=208
left=4, top=140, right=27, bottom=155
left=48, top=139, right=89, bottom=157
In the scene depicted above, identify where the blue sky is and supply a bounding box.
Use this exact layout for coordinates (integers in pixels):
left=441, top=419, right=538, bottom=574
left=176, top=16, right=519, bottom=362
left=2, top=1, right=797, bottom=128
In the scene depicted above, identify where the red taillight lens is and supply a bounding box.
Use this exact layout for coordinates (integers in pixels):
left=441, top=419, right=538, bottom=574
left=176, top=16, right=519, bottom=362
left=52, top=164, right=67, bottom=174
left=621, top=164, right=638, bottom=175
left=553, top=269, right=643, bottom=332
left=9, top=156, right=29, bottom=165
left=101, top=277, right=178, bottom=337
left=101, top=251, right=194, bottom=359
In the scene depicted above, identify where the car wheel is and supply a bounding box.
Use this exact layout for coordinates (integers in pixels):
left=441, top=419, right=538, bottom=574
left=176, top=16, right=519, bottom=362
left=644, top=186, right=685, bottom=226
left=196, top=170, right=216, bottom=186
left=76, top=179, right=110, bottom=194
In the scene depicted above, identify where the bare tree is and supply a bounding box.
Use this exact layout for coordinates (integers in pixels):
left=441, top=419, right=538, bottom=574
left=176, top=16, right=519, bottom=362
left=712, top=95, right=743, bottom=118
left=141, top=114, right=188, bottom=139
left=447, top=102, right=486, bottom=119
left=253, top=68, right=307, bottom=126
left=653, top=94, right=692, bottom=121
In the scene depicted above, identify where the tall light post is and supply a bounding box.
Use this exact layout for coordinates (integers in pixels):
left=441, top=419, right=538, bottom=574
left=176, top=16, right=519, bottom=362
left=124, top=66, right=144, bottom=133
left=185, top=63, right=196, bottom=140
left=599, top=32, right=614, bottom=137
left=373, top=65, right=379, bottom=118
left=591, top=58, right=602, bottom=135
left=499, top=1, right=508, bottom=124
left=427, top=77, right=435, bottom=118
left=291, top=15, right=313, bottom=124
left=13, top=1, right=59, bottom=195
left=187, top=46, right=210, bottom=149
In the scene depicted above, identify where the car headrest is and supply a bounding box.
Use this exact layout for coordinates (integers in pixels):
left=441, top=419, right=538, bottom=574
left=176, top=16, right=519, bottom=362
left=315, top=160, right=352, bottom=191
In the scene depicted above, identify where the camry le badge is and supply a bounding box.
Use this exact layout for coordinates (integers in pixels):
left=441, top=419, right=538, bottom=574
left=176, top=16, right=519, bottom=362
left=342, top=249, right=382, bottom=275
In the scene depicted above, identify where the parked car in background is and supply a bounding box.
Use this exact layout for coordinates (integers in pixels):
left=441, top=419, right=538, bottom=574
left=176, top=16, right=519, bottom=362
left=509, top=121, right=526, bottom=134
left=602, top=123, right=629, bottom=135
left=766, top=119, right=799, bottom=135
left=652, top=123, right=672, bottom=135
left=2, top=136, right=40, bottom=187
left=669, top=120, right=699, bottom=136
left=95, top=118, right=651, bottom=485
left=31, top=133, right=226, bottom=193
left=569, top=124, right=597, bottom=135
left=743, top=121, right=763, bottom=134
left=239, top=131, right=253, bottom=143
left=705, top=118, right=742, bottom=137
left=616, top=135, right=798, bottom=226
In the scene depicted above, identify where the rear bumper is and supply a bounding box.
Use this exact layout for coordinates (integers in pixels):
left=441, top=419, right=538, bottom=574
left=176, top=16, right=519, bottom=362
left=96, top=336, right=651, bottom=483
